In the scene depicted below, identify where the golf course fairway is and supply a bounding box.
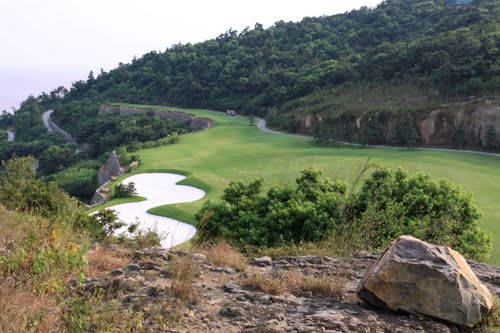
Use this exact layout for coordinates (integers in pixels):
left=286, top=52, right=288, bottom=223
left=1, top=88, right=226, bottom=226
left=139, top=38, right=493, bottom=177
left=105, top=104, right=500, bottom=264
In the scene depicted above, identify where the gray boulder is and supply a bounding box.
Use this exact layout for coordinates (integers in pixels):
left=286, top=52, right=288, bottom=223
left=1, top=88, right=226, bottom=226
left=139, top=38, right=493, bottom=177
left=356, top=235, right=493, bottom=327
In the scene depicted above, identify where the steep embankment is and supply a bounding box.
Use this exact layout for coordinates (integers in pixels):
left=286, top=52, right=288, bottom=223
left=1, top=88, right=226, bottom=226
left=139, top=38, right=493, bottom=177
left=288, top=98, right=500, bottom=151
left=258, top=117, right=500, bottom=157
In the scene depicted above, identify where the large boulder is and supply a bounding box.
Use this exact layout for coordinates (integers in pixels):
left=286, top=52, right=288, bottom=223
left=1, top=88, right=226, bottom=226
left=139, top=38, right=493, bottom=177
left=356, top=235, right=494, bottom=327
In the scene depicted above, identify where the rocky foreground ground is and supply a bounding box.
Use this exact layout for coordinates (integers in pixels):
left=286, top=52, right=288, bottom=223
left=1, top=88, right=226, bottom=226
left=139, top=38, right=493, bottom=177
left=82, top=247, right=500, bottom=333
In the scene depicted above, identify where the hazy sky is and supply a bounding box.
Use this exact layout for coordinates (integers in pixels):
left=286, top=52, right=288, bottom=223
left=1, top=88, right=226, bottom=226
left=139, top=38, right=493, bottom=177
left=0, top=0, right=383, bottom=111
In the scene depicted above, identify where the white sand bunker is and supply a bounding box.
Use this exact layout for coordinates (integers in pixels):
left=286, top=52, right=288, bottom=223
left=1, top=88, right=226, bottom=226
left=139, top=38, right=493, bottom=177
left=106, top=173, right=205, bottom=248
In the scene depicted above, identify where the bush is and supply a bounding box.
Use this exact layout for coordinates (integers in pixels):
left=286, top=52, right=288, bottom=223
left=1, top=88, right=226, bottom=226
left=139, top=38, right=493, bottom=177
left=0, top=156, right=81, bottom=226
left=114, top=146, right=130, bottom=165
left=77, top=209, right=125, bottom=242
left=51, top=164, right=98, bottom=201
left=196, top=168, right=347, bottom=247
left=356, top=168, right=491, bottom=261
left=196, top=167, right=491, bottom=261
left=113, top=182, right=137, bottom=198
left=126, top=133, right=180, bottom=152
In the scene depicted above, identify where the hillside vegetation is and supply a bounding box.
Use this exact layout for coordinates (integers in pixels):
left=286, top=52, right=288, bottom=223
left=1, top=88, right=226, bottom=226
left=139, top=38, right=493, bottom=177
left=0, top=0, right=499, bottom=200
left=47, top=0, right=500, bottom=126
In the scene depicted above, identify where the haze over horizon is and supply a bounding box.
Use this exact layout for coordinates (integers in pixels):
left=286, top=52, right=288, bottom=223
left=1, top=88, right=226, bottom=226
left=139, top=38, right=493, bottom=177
left=0, top=0, right=383, bottom=112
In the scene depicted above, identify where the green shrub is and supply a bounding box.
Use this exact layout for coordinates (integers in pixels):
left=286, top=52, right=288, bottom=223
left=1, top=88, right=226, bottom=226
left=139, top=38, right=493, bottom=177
left=196, top=167, right=491, bottom=261
left=0, top=156, right=81, bottom=226
left=76, top=209, right=125, bottom=242
left=113, top=182, right=137, bottom=198
left=356, top=167, right=491, bottom=261
left=114, top=146, right=130, bottom=165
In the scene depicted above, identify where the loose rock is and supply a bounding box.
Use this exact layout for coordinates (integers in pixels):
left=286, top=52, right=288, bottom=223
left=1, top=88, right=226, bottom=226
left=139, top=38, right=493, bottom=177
left=356, top=235, right=494, bottom=327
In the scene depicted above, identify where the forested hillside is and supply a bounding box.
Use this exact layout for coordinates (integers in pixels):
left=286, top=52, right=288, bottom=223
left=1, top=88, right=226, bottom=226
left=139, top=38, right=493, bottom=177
left=1, top=0, right=499, bottom=200
left=53, top=0, right=499, bottom=120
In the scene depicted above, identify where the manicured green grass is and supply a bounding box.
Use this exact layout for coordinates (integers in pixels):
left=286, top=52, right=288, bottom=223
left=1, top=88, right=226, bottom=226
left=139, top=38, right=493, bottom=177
left=103, top=104, right=500, bottom=264
left=147, top=205, right=197, bottom=226
left=87, top=196, right=147, bottom=213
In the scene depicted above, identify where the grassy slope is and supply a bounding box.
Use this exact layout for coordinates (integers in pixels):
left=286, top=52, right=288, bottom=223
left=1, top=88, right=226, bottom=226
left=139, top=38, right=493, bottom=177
left=103, top=104, right=500, bottom=264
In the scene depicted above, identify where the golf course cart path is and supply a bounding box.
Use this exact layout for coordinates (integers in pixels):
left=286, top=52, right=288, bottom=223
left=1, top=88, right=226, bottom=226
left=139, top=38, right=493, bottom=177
left=106, top=173, right=205, bottom=248
left=256, top=117, right=500, bottom=158
left=6, top=130, right=14, bottom=142
left=256, top=117, right=310, bottom=138
left=42, top=109, right=54, bottom=132
left=43, top=109, right=84, bottom=152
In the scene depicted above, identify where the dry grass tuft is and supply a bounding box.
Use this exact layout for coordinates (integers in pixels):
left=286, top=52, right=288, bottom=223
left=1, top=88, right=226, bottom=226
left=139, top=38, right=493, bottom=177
left=241, top=271, right=344, bottom=299
left=300, top=275, right=345, bottom=298
left=0, top=282, right=61, bottom=333
left=86, top=245, right=131, bottom=278
left=242, top=271, right=300, bottom=295
left=200, top=241, right=248, bottom=272
left=170, top=254, right=199, bottom=305
left=244, top=232, right=367, bottom=260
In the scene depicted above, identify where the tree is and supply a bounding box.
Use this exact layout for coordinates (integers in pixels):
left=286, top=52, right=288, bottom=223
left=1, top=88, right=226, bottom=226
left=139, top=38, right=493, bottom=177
left=114, top=182, right=138, bottom=198
left=484, top=126, right=498, bottom=152
left=81, top=209, right=125, bottom=241
left=38, top=145, right=75, bottom=175
left=452, top=121, right=466, bottom=149
left=52, top=165, right=98, bottom=201
left=0, top=156, right=80, bottom=225
left=357, top=168, right=491, bottom=260
left=392, top=120, right=419, bottom=147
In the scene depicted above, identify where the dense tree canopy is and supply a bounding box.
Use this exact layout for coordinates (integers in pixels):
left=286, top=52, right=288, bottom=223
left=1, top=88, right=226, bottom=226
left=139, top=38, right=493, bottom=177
left=47, top=0, right=500, bottom=119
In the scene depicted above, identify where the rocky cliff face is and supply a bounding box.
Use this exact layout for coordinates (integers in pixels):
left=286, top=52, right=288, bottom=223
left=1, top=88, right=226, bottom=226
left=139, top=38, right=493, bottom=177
left=299, top=99, right=500, bottom=149
left=420, top=101, right=500, bottom=147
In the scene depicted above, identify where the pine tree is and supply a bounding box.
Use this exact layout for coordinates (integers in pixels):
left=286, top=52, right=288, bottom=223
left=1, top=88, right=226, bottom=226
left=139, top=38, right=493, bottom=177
left=484, top=126, right=498, bottom=152
left=452, top=121, right=466, bottom=149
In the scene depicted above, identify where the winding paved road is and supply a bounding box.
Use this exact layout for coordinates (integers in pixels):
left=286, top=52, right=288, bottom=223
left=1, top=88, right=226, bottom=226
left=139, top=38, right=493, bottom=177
left=42, top=109, right=83, bottom=153
left=256, top=117, right=500, bottom=158
left=6, top=130, right=14, bottom=142
left=42, top=109, right=54, bottom=131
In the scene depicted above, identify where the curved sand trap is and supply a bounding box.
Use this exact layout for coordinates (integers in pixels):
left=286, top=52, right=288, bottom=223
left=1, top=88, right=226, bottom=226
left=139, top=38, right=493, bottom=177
left=107, top=173, right=205, bottom=248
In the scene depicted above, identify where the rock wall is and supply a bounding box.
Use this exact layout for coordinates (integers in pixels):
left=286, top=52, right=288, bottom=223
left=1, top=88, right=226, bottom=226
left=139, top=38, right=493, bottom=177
left=90, top=188, right=109, bottom=206
left=299, top=99, right=500, bottom=148
left=91, top=151, right=123, bottom=205
left=97, top=151, right=123, bottom=187
left=420, top=102, right=500, bottom=146
left=99, top=105, right=214, bottom=129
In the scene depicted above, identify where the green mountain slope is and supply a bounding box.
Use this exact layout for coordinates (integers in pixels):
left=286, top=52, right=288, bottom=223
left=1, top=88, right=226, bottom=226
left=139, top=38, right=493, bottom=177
left=52, top=0, right=499, bottom=129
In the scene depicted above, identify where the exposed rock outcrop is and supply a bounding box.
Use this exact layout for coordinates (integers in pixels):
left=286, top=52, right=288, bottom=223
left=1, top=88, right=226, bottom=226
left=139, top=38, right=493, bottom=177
left=90, top=151, right=123, bottom=205
left=299, top=99, right=500, bottom=149
left=97, top=151, right=123, bottom=187
left=76, top=246, right=499, bottom=332
left=357, top=236, right=494, bottom=327
left=420, top=102, right=500, bottom=147
left=99, top=105, right=214, bottom=129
